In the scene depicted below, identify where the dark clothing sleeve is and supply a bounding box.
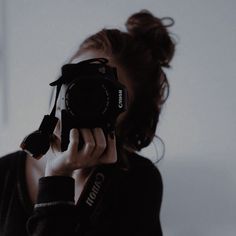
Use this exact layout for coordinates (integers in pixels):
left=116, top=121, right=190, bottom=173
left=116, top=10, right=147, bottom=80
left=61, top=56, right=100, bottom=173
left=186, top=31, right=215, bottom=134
left=26, top=176, right=79, bottom=236
left=26, top=160, right=163, bottom=236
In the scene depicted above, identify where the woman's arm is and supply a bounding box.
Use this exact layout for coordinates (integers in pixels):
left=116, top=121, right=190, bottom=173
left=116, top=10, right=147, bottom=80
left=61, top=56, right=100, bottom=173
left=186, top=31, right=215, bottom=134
left=27, top=128, right=117, bottom=236
left=26, top=176, right=78, bottom=236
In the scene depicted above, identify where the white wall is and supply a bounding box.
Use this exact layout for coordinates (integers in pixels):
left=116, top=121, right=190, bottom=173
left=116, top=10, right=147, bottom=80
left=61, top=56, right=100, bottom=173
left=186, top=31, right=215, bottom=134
left=0, top=0, right=236, bottom=235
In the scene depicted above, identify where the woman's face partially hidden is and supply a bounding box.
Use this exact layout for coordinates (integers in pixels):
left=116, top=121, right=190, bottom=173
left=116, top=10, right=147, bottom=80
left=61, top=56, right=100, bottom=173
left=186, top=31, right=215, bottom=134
left=71, top=49, right=134, bottom=103
left=53, top=49, right=134, bottom=141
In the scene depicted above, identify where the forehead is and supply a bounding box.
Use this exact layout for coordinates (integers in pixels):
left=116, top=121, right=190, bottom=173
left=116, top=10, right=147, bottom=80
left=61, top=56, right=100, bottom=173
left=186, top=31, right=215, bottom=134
left=71, top=50, right=109, bottom=64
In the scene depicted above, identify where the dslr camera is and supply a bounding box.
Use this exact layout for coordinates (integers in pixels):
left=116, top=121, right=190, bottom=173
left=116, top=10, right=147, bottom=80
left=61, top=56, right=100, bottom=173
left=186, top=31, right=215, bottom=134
left=20, top=58, right=128, bottom=158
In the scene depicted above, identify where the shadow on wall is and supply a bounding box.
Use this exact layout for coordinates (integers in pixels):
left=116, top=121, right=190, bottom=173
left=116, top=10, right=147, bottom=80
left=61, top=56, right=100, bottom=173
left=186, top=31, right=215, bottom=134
left=160, top=156, right=236, bottom=236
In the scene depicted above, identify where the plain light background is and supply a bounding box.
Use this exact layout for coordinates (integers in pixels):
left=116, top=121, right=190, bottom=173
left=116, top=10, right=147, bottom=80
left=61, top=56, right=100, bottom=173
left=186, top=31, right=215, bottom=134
left=0, top=0, right=236, bottom=235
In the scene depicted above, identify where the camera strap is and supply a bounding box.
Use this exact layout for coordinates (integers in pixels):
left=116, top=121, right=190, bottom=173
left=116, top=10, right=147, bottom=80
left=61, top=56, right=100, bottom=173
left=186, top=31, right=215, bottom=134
left=74, top=163, right=127, bottom=233
left=49, top=82, right=62, bottom=118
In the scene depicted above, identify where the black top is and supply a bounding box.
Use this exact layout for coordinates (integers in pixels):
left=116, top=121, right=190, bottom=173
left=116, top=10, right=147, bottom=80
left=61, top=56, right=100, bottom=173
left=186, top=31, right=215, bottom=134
left=0, top=151, right=163, bottom=236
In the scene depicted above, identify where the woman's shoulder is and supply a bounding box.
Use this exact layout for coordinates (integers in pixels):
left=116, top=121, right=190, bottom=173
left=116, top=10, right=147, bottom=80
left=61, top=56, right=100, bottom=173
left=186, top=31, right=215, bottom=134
left=127, top=151, right=162, bottom=175
left=125, top=151, right=163, bottom=189
left=0, top=150, right=26, bottom=171
left=111, top=151, right=163, bottom=225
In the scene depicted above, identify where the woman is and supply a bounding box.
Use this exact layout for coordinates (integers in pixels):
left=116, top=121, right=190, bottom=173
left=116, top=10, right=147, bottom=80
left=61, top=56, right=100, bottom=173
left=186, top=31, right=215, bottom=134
left=0, top=10, right=175, bottom=236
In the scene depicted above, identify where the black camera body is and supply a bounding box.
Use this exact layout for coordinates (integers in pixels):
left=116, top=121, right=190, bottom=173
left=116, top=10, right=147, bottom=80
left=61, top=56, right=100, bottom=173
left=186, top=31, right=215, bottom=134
left=59, top=59, right=128, bottom=151
left=20, top=58, right=128, bottom=157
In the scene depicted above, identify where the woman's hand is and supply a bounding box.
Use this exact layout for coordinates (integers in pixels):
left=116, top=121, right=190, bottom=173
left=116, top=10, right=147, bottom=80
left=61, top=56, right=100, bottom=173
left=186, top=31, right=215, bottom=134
left=45, top=128, right=117, bottom=177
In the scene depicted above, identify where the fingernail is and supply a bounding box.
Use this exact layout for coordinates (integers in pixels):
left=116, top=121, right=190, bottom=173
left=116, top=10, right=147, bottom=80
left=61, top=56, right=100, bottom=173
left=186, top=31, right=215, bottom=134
left=109, top=131, right=115, bottom=139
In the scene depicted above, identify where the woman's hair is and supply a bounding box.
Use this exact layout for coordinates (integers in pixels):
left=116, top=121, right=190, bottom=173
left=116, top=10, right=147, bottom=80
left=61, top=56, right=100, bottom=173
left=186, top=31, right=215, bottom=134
left=70, top=10, right=176, bottom=159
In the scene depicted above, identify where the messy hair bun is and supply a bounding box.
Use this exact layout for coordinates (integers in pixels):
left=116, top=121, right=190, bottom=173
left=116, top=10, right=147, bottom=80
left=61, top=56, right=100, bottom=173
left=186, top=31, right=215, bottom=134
left=126, top=10, right=175, bottom=67
left=72, top=9, right=176, bottom=159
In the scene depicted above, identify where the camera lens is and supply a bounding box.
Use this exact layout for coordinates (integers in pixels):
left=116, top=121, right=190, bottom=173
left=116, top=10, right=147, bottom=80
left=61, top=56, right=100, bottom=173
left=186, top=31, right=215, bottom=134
left=65, top=79, right=110, bottom=118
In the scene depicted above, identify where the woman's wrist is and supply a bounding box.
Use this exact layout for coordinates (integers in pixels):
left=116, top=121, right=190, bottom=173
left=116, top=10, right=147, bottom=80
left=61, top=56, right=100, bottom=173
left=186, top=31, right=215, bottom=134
left=45, top=166, right=73, bottom=177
